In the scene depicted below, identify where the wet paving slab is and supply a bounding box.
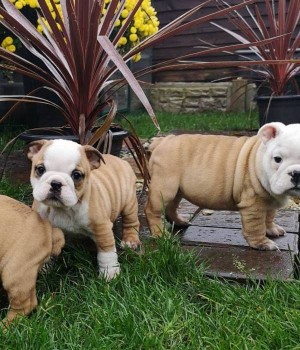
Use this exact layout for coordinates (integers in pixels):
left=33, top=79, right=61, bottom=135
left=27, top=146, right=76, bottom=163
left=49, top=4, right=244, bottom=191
left=130, top=194, right=300, bottom=281
left=182, top=207, right=299, bottom=281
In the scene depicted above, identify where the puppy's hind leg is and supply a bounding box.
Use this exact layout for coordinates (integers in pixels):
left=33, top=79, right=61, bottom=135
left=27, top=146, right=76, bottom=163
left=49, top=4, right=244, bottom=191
left=3, top=272, right=38, bottom=327
left=120, top=193, right=141, bottom=250
left=165, top=193, right=189, bottom=227
left=145, top=178, right=179, bottom=237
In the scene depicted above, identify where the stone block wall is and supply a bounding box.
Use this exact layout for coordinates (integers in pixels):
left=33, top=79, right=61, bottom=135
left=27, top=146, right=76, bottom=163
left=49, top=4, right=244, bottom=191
left=150, top=81, right=256, bottom=114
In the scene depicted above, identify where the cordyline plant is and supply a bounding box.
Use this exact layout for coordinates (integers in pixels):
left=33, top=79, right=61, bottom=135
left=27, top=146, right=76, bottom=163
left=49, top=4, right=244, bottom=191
left=211, top=0, right=300, bottom=96
left=0, top=0, right=272, bottom=145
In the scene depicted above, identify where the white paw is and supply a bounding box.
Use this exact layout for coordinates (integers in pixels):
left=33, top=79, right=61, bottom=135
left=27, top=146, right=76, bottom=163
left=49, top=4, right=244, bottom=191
left=99, top=266, right=120, bottom=281
left=97, top=251, right=120, bottom=281
left=266, top=224, right=286, bottom=237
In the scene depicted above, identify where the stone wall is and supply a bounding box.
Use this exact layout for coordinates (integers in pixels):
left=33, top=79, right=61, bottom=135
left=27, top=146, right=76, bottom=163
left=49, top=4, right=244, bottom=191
left=150, top=80, right=256, bottom=114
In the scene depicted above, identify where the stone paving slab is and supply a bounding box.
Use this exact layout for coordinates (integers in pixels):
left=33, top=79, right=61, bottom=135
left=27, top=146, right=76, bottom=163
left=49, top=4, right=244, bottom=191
left=134, top=196, right=299, bottom=280
left=191, top=210, right=299, bottom=233
left=183, top=226, right=298, bottom=251
left=181, top=206, right=299, bottom=281
left=181, top=245, right=296, bottom=281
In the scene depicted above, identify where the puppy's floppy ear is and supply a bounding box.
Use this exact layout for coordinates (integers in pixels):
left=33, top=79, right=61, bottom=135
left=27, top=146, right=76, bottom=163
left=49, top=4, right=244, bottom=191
left=258, top=122, right=285, bottom=144
left=27, top=140, right=48, bottom=160
left=83, top=145, right=105, bottom=170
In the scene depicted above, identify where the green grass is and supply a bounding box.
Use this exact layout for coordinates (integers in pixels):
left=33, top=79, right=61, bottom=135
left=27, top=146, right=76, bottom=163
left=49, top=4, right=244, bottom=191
left=0, top=181, right=300, bottom=349
left=0, top=177, right=32, bottom=204
left=0, top=110, right=258, bottom=146
left=0, top=235, right=300, bottom=349
left=120, top=110, right=259, bottom=138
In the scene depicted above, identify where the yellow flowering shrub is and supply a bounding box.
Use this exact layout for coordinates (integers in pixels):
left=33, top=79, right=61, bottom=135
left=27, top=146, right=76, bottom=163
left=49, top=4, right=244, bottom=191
left=1, top=0, right=159, bottom=62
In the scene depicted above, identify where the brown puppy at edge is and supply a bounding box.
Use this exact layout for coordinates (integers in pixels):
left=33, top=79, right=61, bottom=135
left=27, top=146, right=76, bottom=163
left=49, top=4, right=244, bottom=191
left=0, top=195, right=64, bottom=326
left=145, top=123, right=300, bottom=250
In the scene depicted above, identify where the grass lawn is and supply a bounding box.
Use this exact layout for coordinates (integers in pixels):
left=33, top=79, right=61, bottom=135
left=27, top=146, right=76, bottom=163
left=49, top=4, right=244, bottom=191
left=0, top=218, right=300, bottom=349
left=1, top=112, right=300, bottom=348
left=120, top=110, right=259, bottom=138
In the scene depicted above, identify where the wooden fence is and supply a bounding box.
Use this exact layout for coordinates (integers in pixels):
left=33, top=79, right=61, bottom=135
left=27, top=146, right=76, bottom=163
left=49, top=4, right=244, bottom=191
left=151, top=0, right=279, bottom=82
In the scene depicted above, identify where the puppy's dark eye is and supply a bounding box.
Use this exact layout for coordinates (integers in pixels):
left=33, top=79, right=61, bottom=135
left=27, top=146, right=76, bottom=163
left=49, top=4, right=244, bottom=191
left=35, top=164, right=45, bottom=176
left=274, top=156, right=282, bottom=164
left=71, top=170, right=83, bottom=182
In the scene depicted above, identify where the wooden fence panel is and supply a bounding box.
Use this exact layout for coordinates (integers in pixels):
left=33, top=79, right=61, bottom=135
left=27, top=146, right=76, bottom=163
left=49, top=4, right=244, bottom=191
left=151, top=0, right=285, bottom=82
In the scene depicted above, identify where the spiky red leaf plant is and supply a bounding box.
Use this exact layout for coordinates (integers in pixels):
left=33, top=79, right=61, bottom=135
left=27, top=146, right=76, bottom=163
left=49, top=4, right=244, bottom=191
left=0, top=0, right=265, bottom=145
left=211, top=0, right=300, bottom=96
left=0, top=0, right=159, bottom=144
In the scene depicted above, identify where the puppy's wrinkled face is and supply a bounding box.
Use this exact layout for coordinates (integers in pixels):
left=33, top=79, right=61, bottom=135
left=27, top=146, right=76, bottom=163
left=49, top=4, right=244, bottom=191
left=28, top=139, right=102, bottom=208
left=259, top=122, right=300, bottom=197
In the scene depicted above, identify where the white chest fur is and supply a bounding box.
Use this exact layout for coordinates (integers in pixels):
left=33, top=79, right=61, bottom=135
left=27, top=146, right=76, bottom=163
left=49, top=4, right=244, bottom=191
left=37, top=201, right=92, bottom=237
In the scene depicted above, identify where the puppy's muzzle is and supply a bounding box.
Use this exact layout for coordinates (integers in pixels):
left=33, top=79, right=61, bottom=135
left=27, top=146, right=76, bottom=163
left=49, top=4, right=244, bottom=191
left=50, top=180, right=62, bottom=194
left=289, top=170, right=300, bottom=187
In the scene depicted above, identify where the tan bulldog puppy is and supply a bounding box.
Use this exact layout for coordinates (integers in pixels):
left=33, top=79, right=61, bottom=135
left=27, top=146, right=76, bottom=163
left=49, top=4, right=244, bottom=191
left=0, top=195, right=64, bottom=326
left=27, top=139, right=140, bottom=280
left=145, top=122, right=300, bottom=250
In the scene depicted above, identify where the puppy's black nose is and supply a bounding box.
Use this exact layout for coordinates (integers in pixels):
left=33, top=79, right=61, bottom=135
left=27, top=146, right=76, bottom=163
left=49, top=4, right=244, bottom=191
left=50, top=180, right=62, bottom=192
left=290, top=170, right=300, bottom=186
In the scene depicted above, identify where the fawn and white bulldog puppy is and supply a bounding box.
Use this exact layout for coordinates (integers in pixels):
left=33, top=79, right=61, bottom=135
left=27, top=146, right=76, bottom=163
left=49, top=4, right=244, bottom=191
left=145, top=122, right=300, bottom=250
left=27, top=139, right=140, bottom=280
left=0, top=195, right=64, bottom=326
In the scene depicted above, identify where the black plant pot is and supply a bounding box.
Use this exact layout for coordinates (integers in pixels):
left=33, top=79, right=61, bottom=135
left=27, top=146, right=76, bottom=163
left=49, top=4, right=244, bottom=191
left=256, top=95, right=300, bottom=126
left=20, top=126, right=129, bottom=157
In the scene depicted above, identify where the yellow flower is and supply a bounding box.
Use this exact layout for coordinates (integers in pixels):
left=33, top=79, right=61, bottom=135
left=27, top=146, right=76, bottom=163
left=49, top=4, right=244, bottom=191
left=28, top=0, right=38, bottom=8
left=45, top=0, right=53, bottom=12
left=3, top=0, right=160, bottom=60
left=14, top=0, right=23, bottom=9
left=132, top=53, right=141, bottom=62
left=118, top=37, right=127, bottom=46
left=146, top=6, right=156, bottom=16
left=7, top=44, right=16, bottom=52
left=129, top=33, right=138, bottom=42
left=121, top=9, right=129, bottom=18
left=134, top=19, right=142, bottom=29
left=37, top=24, right=43, bottom=33
left=4, top=36, right=13, bottom=46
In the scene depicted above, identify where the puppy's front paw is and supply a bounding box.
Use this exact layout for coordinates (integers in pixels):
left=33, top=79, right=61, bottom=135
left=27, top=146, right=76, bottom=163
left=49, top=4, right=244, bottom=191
left=99, top=266, right=120, bottom=281
left=121, top=236, right=141, bottom=250
left=97, top=251, right=120, bottom=281
left=266, top=224, right=286, bottom=237
left=250, top=238, right=279, bottom=251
